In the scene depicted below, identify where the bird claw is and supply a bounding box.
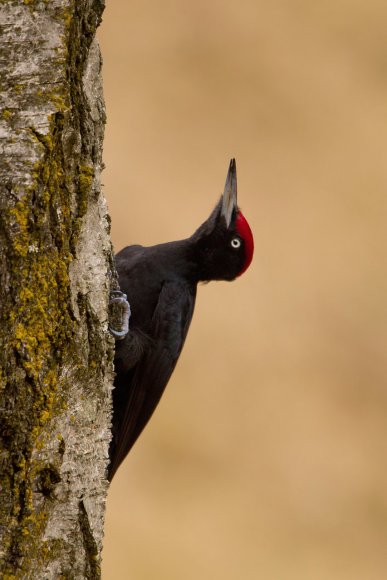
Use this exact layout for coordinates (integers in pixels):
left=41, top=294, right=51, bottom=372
left=109, top=290, right=131, bottom=340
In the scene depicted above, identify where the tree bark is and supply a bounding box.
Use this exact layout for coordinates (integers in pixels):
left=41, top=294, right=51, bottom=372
left=0, top=1, right=113, bottom=577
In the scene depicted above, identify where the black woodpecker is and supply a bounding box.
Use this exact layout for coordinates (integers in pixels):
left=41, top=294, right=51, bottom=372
left=108, top=159, right=254, bottom=480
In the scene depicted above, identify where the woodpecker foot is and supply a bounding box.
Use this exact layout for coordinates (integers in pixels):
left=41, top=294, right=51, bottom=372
left=109, top=290, right=131, bottom=340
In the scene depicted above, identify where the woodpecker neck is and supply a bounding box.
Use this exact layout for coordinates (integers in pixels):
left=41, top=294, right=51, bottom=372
left=146, top=239, right=199, bottom=283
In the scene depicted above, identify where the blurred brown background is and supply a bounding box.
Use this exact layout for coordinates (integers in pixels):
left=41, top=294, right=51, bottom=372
left=99, top=1, right=387, bottom=578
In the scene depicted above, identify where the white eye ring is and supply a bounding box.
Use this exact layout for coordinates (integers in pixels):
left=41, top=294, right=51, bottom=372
left=231, top=237, right=241, bottom=249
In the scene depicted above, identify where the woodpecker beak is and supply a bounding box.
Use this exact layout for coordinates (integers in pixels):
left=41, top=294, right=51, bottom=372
left=221, top=158, right=237, bottom=227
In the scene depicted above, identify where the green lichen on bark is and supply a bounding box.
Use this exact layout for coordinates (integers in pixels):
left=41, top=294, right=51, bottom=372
left=1, top=114, right=81, bottom=577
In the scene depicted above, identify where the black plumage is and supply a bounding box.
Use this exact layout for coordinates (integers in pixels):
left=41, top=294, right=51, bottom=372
left=108, top=160, right=254, bottom=480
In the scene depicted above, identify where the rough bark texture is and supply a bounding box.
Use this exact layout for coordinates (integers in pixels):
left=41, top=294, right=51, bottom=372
left=0, top=1, right=114, bottom=577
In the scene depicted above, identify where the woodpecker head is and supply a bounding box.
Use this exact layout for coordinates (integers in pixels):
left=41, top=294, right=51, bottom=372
left=191, top=159, right=254, bottom=282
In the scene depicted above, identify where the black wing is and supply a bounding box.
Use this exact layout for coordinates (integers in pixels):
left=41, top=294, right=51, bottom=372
left=108, top=279, right=196, bottom=480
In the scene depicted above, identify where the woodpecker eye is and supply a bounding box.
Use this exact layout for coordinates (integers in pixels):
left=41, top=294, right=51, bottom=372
left=230, top=237, right=241, bottom=249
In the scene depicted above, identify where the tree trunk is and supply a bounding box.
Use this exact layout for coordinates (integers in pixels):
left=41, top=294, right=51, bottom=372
left=0, top=1, right=113, bottom=577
